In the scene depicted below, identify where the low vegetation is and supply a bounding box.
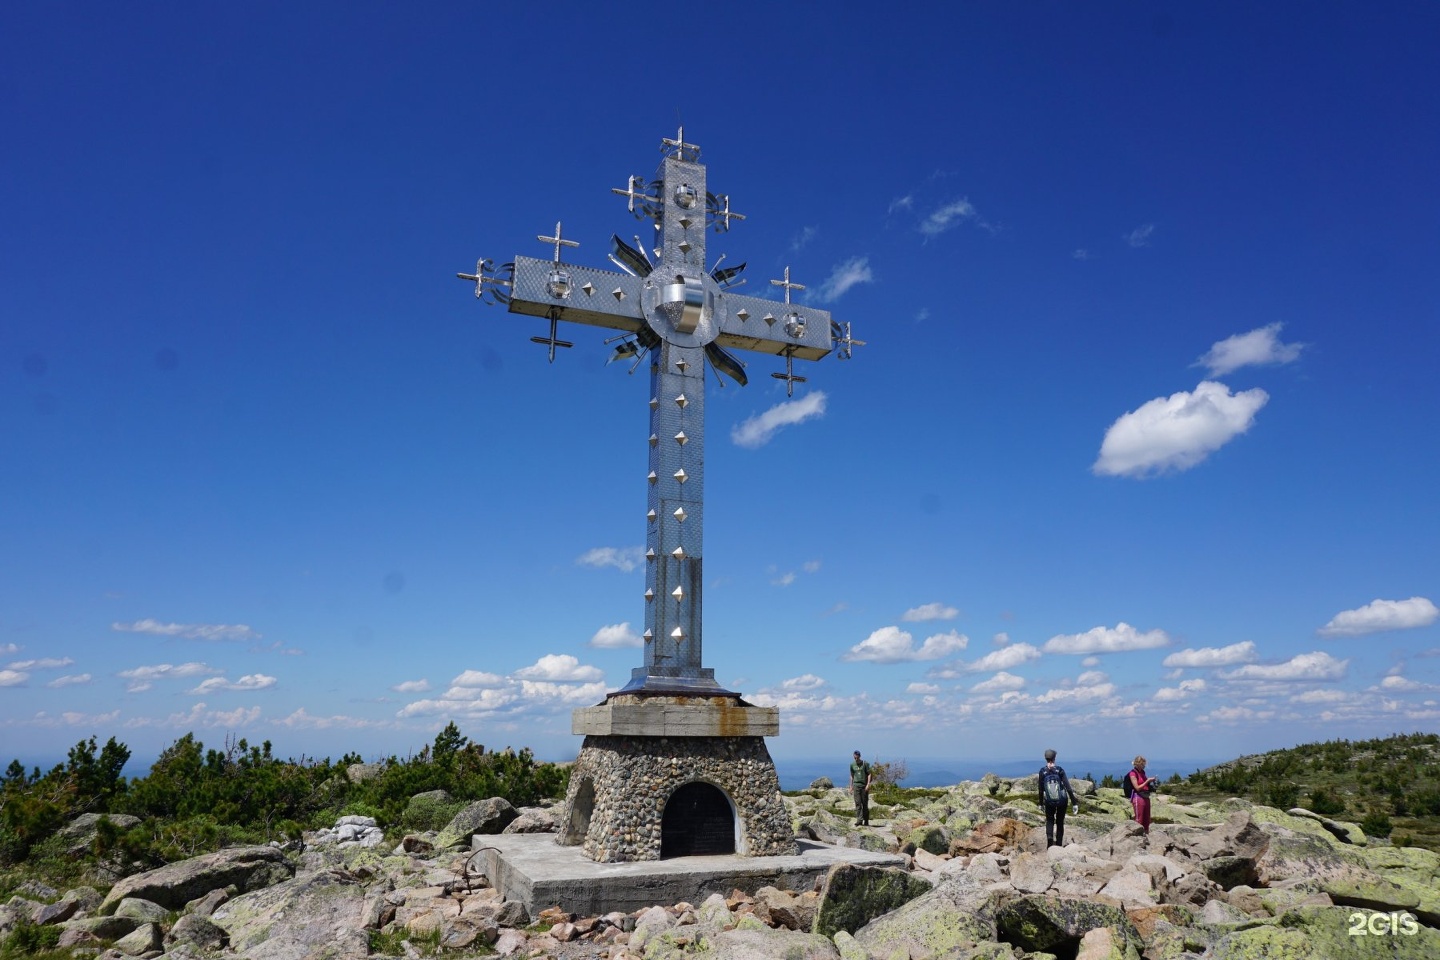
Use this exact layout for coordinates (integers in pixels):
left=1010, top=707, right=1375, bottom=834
left=0, top=723, right=569, bottom=897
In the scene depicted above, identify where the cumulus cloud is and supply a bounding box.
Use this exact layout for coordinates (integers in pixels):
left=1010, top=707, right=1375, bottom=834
left=277, top=708, right=385, bottom=730
left=1044, top=623, right=1169, bottom=655
left=140, top=702, right=261, bottom=729
left=48, top=673, right=92, bottom=688
left=112, top=619, right=261, bottom=642
left=930, top=643, right=1043, bottom=677
left=993, top=632, right=1011, bottom=646
left=1376, top=675, right=1427, bottom=693
left=842, top=626, right=968, bottom=663
left=971, top=671, right=1026, bottom=694
left=1153, top=678, right=1208, bottom=702
left=0, top=670, right=27, bottom=687
left=789, top=225, right=818, bottom=252
left=902, top=603, right=959, bottom=622
left=888, top=195, right=914, bottom=214
left=920, top=199, right=978, bottom=237
left=118, top=662, right=222, bottom=692
left=1196, top=323, right=1304, bottom=376
left=512, top=654, right=603, bottom=682
left=772, top=571, right=797, bottom=587
left=7, top=657, right=73, bottom=671
left=589, top=622, right=642, bottom=648
left=1124, top=223, right=1155, bottom=247
left=1199, top=705, right=1273, bottom=723
left=1220, top=651, right=1349, bottom=682
left=391, top=679, right=430, bottom=694
left=731, top=392, right=827, bottom=449
left=576, top=547, right=645, bottom=573
left=1093, top=381, right=1268, bottom=477
left=803, top=560, right=822, bottom=574
left=0, top=644, right=18, bottom=656
left=906, top=682, right=940, bottom=694
left=187, top=673, right=278, bottom=695
left=1318, top=597, right=1439, bottom=638
left=813, top=257, right=874, bottom=303
left=780, top=674, right=826, bottom=693
left=1162, top=641, right=1258, bottom=668
left=449, top=669, right=505, bottom=689
left=1290, top=689, right=1350, bottom=704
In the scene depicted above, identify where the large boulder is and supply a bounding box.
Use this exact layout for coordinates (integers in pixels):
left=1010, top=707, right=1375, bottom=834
left=400, top=790, right=460, bottom=831
left=706, top=925, right=842, bottom=959
left=995, top=894, right=1143, bottom=958
left=99, top=845, right=294, bottom=914
left=211, top=870, right=371, bottom=960
left=437, top=798, right=518, bottom=847
left=951, top=818, right=1030, bottom=856
left=58, top=812, right=142, bottom=854
left=1211, top=904, right=1440, bottom=960
left=851, top=873, right=996, bottom=959
left=813, top=864, right=932, bottom=938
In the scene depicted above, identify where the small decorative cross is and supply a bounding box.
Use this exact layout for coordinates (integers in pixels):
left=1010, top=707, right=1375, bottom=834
left=611, top=175, right=655, bottom=215
left=661, top=126, right=700, bottom=162
left=769, top=266, right=805, bottom=304
left=537, top=221, right=579, bottom=263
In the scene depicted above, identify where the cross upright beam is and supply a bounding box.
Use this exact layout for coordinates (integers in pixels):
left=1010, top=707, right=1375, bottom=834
left=460, top=131, right=860, bottom=697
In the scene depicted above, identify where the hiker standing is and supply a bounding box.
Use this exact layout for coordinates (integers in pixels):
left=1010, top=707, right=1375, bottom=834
left=1127, top=755, right=1158, bottom=835
left=849, top=750, right=873, bottom=826
left=1037, top=749, right=1079, bottom=847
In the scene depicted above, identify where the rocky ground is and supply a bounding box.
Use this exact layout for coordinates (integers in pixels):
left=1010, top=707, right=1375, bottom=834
left=3, top=773, right=1438, bottom=959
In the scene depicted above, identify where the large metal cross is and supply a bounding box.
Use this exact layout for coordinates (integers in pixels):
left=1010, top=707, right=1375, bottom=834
left=459, top=131, right=862, bottom=696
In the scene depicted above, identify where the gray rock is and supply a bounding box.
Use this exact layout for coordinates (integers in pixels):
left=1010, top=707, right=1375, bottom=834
left=344, top=762, right=383, bottom=783
left=813, top=863, right=933, bottom=938
left=1010, top=851, right=1057, bottom=893
left=809, top=777, right=834, bottom=790
left=113, top=897, right=169, bottom=924
left=30, top=897, right=79, bottom=926
left=753, top=885, right=815, bottom=932
left=184, top=887, right=233, bottom=917
left=99, top=845, right=293, bottom=913
left=501, top=805, right=559, bottom=834
left=166, top=914, right=229, bottom=950
left=58, top=813, right=142, bottom=854
left=114, top=921, right=162, bottom=956
left=1202, top=854, right=1260, bottom=890
left=995, top=895, right=1143, bottom=957
left=212, top=870, right=371, bottom=960
left=851, top=872, right=996, bottom=958
left=438, top=798, right=518, bottom=846
left=707, top=925, right=841, bottom=959
left=58, top=914, right=140, bottom=940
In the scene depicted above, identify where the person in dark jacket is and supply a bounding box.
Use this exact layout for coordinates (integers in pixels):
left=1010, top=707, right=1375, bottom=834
left=1037, top=748, right=1079, bottom=847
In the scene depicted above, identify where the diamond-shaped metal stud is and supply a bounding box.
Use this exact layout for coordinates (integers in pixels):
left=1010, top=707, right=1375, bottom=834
left=673, top=469, right=688, bottom=483
left=675, top=394, right=688, bottom=408
left=763, top=313, right=776, bottom=326
left=649, top=433, right=658, bottom=447
left=647, top=509, right=657, bottom=522
left=674, top=431, right=688, bottom=445
left=648, top=471, right=658, bottom=484
left=679, top=216, right=693, bottom=229
left=649, top=396, right=659, bottom=410
left=672, top=586, right=684, bottom=601
left=582, top=282, right=594, bottom=295
left=644, top=588, right=654, bottom=601
left=643, top=628, right=654, bottom=640
left=671, top=627, right=684, bottom=639
left=646, top=548, right=656, bottom=561
left=612, top=288, right=625, bottom=301
left=672, top=546, right=686, bottom=559
left=675, top=358, right=689, bottom=372
left=673, top=507, right=687, bottom=522
left=678, top=240, right=691, bottom=253
left=737, top=308, right=750, bottom=322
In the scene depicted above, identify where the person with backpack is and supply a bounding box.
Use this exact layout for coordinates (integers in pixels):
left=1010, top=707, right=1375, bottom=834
left=849, top=750, right=873, bottom=826
left=1037, top=749, right=1079, bottom=847
left=1126, top=755, right=1159, bottom=835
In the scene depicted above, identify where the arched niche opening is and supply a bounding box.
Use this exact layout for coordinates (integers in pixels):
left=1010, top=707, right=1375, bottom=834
left=660, top=780, right=736, bottom=858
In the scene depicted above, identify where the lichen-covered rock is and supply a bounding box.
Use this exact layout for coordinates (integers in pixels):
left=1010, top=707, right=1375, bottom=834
left=99, top=845, right=293, bottom=914
left=114, top=921, right=162, bottom=956
left=813, top=864, right=932, bottom=938
left=400, top=789, right=459, bottom=832
left=502, top=805, right=559, bottom=833
left=437, top=797, right=518, bottom=847
left=705, top=925, right=842, bottom=959
left=995, top=894, right=1142, bottom=957
left=113, top=897, right=169, bottom=924
left=1211, top=904, right=1440, bottom=960
left=167, top=913, right=230, bottom=950
left=809, top=777, right=834, bottom=790
left=58, top=812, right=142, bottom=854
left=951, top=817, right=1030, bottom=856
left=905, top=824, right=951, bottom=856
left=211, top=870, right=371, bottom=960
left=850, top=873, right=996, bottom=959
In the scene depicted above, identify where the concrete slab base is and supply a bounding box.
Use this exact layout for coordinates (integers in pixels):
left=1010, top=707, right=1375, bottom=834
left=473, top=833, right=907, bottom=916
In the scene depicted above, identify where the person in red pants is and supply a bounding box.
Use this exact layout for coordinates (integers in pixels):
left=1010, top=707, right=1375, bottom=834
left=1128, top=755, right=1158, bottom=835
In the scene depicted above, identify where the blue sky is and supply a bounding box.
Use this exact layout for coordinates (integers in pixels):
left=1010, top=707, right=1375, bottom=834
left=3, top=3, right=1437, bottom=775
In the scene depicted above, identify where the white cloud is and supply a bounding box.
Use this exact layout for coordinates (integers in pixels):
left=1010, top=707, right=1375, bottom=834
left=780, top=674, right=826, bottom=693
left=1377, top=675, right=1427, bottom=693
left=576, top=547, right=645, bottom=573
left=906, top=682, right=940, bottom=695
left=1162, top=641, right=1258, bottom=668
left=888, top=195, right=914, bottom=214
left=391, top=679, right=430, bottom=694
left=992, top=632, right=1010, bottom=646
left=187, top=673, right=277, bottom=694
left=1072, top=248, right=1091, bottom=261
left=590, top=622, right=642, bottom=648
left=841, top=626, right=968, bottom=663
left=7, top=657, right=73, bottom=671
left=517, top=680, right=608, bottom=704
left=1035, top=677, right=1117, bottom=704
left=512, top=654, right=603, bottom=683
left=803, top=560, right=822, bottom=574
left=1199, top=705, right=1272, bottom=723
left=0, top=670, right=28, bottom=687
left=1081, top=656, right=1101, bottom=668
left=449, top=669, right=505, bottom=688
left=1196, top=323, right=1304, bottom=376
left=1043, top=622, right=1169, bottom=655
left=731, top=392, right=827, bottom=449
left=1220, top=651, right=1349, bottom=682
left=772, top=571, right=797, bottom=587
left=1319, top=597, right=1439, bottom=638
left=112, top=619, right=261, bottom=642
left=277, top=708, right=385, bottom=730
left=1290, top=689, right=1350, bottom=704
left=0, top=643, right=18, bottom=655
left=1153, top=678, right=1208, bottom=702
left=902, top=603, right=959, bottom=622
left=920, top=199, right=977, bottom=237
left=47, top=673, right=92, bottom=688
left=930, top=643, right=1043, bottom=677
left=814, top=257, right=874, bottom=303
left=789, top=225, right=818, bottom=252
left=153, top=702, right=261, bottom=729
left=1124, top=223, right=1155, bottom=247
left=1094, top=381, right=1269, bottom=477
left=971, top=671, right=1026, bottom=694
left=118, top=662, right=222, bottom=692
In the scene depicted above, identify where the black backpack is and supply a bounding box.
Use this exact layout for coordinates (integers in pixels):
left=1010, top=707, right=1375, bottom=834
left=1122, top=772, right=1134, bottom=798
left=1042, top=768, right=1066, bottom=805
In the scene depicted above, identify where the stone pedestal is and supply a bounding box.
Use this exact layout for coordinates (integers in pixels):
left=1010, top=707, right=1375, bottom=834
left=558, top=696, right=795, bottom=863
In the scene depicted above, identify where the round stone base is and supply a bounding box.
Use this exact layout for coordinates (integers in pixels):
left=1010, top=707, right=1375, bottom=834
left=558, top=734, right=796, bottom=863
